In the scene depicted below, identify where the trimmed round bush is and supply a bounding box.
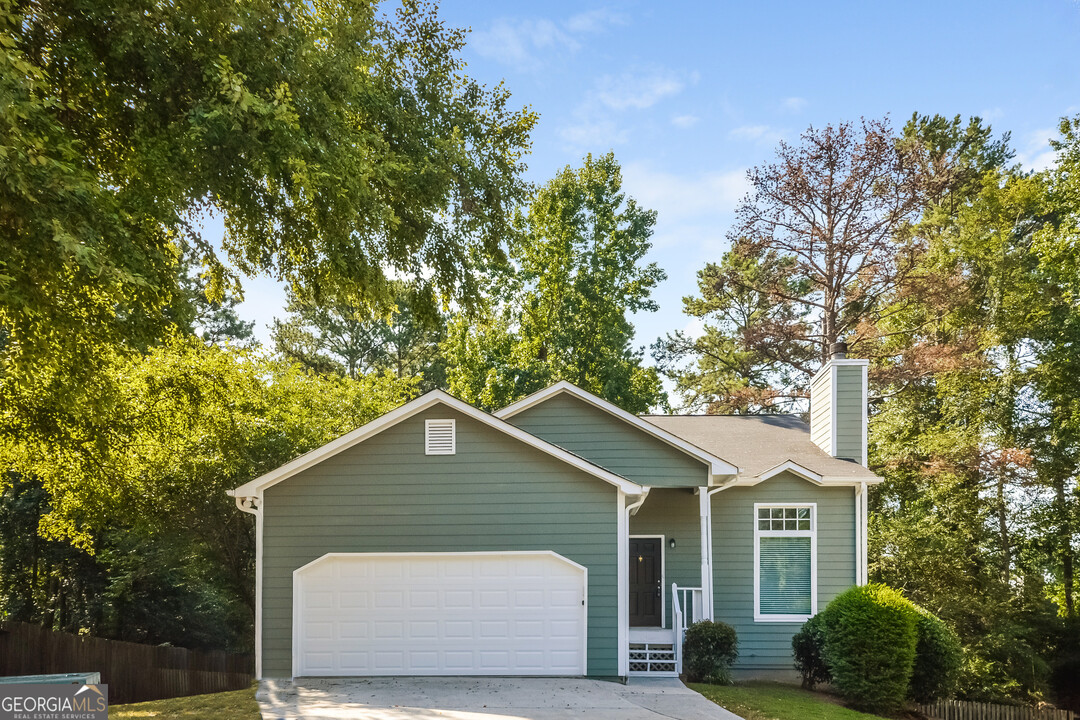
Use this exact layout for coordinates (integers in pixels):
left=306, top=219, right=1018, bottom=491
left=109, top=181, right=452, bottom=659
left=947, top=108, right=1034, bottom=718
left=820, top=584, right=919, bottom=713
left=683, top=620, right=739, bottom=684
left=909, top=606, right=963, bottom=703
left=792, top=613, right=832, bottom=689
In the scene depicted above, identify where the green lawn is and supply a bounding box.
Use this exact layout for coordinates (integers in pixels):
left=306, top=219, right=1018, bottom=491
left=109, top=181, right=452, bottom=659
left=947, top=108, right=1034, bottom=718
left=108, top=685, right=260, bottom=720
left=690, top=681, right=891, bottom=720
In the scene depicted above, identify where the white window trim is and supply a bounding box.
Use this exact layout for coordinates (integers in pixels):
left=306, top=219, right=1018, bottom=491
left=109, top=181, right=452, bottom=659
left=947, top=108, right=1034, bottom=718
left=425, top=418, right=456, bottom=455
left=753, top=502, right=817, bottom=623
left=629, top=535, right=666, bottom=629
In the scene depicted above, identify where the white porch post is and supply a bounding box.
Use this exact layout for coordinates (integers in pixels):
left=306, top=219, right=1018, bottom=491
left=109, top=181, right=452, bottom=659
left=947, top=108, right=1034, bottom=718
left=698, top=487, right=714, bottom=620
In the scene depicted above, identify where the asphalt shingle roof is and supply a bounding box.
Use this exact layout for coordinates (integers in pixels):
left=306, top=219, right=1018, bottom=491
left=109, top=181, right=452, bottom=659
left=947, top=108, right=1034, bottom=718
left=641, top=413, right=880, bottom=481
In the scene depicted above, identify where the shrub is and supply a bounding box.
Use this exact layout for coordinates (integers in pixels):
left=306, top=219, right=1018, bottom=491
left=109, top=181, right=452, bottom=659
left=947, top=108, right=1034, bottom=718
left=820, top=584, right=919, bottom=713
left=792, top=613, right=832, bottom=689
left=909, top=606, right=963, bottom=703
left=683, top=620, right=739, bottom=684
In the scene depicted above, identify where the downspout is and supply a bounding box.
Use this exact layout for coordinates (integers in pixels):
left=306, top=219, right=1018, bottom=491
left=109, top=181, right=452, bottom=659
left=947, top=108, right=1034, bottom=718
left=854, top=484, right=863, bottom=585
left=626, top=489, right=650, bottom=517
left=859, top=481, right=868, bottom=585
left=619, top=488, right=649, bottom=679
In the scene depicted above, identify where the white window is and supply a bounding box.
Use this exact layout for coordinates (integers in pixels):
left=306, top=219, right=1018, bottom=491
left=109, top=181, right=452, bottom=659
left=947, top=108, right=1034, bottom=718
left=754, top=504, right=816, bottom=622
left=425, top=419, right=456, bottom=455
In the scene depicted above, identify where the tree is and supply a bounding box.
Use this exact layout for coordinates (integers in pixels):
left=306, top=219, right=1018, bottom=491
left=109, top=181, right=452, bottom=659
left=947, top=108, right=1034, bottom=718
left=444, top=152, right=667, bottom=413
left=170, top=245, right=256, bottom=347
left=0, top=0, right=535, bottom=449
left=272, top=283, right=446, bottom=388
left=657, top=115, right=1008, bottom=413
left=867, top=126, right=1080, bottom=702
left=1, top=337, right=416, bottom=647
left=653, top=249, right=814, bottom=412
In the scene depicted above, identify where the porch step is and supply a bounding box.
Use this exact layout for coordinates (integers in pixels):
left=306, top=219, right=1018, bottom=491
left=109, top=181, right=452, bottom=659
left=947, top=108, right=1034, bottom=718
left=628, top=627, right=676, bottom=643
left=628, top=642, right=677, bottom=675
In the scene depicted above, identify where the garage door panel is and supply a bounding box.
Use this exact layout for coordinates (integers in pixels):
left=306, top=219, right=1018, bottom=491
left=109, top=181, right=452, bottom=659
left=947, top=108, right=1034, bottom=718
left=294, top=552, right=586, bottom=676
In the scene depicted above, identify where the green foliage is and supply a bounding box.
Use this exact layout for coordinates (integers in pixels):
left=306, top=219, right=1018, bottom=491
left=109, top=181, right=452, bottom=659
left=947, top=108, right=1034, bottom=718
left=444, top=152, right=666, bottom=412
left=792, top=613, right=832, bottom=690
left=0, top=0, right=535, bottom=511
left=657, top=117, right=943, bottom=413
left=819, top=584, right=919, bottom=713
left=272, top=282, right=446, bottom=389
left=654, top=248, right=813, bottom=413
left=909, top=607, right=963, bottom=703
left=5, top=336, right=414, bottom=548
left=682, top=620, right=739, bottom=685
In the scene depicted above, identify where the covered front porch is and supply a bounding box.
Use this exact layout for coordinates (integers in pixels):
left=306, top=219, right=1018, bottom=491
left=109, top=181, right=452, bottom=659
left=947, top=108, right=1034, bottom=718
left=623, top=487, right=712, bottom=677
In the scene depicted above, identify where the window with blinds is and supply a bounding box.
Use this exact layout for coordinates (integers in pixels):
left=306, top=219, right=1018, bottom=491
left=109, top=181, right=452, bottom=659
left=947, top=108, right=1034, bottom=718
left=425, top=419, right=456, bottom=455
left=755, top=505, right=816, bottom=621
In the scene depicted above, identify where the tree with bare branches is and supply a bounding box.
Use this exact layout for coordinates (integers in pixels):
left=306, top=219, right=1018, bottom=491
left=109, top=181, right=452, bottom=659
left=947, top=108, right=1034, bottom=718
left=656, top=116, right=996, bottom=412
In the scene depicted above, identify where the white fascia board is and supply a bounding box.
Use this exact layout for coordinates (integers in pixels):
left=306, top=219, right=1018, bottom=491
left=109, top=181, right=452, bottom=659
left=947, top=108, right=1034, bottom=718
left=810, top=357, right=870, bottom=386
left=495, top=381, right=739, bottom=477
left=229, top=390, right=643, bottom=498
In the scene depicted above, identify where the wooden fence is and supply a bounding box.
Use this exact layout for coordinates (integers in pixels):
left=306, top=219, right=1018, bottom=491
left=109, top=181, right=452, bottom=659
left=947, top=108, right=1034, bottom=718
left=0, top=621, right=253, bottom=704
left=916, top=699, right=1078, bottom=720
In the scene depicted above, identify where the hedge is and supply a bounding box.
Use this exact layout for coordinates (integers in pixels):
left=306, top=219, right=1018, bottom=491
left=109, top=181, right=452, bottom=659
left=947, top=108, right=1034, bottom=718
left=793, top=584, right=962, bottom=713
left=909, top=606, right=963, bottom=703
left=683, top=620, right=738, bottom=684
left=819, top=584, right=919, bottom=713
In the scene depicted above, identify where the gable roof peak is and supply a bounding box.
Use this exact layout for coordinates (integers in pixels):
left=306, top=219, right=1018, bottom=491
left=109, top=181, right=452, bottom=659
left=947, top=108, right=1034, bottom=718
left=229, top=387, right=642, bottom=499
left=495, top=381, right=739, bottom=478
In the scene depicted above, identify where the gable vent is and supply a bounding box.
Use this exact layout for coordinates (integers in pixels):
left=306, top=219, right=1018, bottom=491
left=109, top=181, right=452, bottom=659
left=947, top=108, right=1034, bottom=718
left=425, top=419, right=456, bottom=455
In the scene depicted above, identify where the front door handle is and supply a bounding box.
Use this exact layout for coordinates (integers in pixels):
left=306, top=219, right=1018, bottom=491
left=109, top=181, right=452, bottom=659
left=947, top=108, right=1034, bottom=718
left=656, top=581, right=662, bottom=598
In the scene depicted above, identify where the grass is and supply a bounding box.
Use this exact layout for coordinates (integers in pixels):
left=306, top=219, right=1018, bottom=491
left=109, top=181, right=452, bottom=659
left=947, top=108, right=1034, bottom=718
left=690, top=681, right=892, bottom=720
left=108, top=685, right=260, bottom=719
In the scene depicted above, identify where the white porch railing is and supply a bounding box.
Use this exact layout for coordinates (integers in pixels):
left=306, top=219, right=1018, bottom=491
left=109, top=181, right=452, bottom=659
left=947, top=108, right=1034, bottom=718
left=671, top=584, right=703, bottom=674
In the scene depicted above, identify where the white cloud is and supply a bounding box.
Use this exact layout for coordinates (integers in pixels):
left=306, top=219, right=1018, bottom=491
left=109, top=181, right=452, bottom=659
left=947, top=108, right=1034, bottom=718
left=560, top=68, right=694, bottom=150
left=781, top=96, right=807, bottom=113
left=671, top=114, right=700, bottom=128
left=471, top=18, right=575, bottom=69
left=1017, top=127, right=1058, bottom=171
left=622, top=162, right=749, bottom=230
left=728, top=124, right=785, bottom=145
left=559, top=117, right=630, bottom=148
left=595, top=68, right=696, bottom=111
left=564, top=8, right=627, bottom=33
left=471, top=10, right=624, bottom=70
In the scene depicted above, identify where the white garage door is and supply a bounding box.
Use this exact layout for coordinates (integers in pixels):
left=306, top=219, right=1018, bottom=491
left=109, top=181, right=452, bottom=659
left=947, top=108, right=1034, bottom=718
left=293, top=552, right=587, bottom=676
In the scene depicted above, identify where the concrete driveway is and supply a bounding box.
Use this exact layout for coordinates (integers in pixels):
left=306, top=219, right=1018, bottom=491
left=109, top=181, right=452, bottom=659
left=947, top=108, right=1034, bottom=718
left=257, top=676, right=743, bottom=720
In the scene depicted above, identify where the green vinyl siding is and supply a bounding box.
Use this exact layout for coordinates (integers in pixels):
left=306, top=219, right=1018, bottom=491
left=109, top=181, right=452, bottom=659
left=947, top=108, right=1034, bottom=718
left=712, top=472, right=856, bottom=671
left=628, top=488, right=702, bottom=628
left=261, top=404, right=619, bottom=677
left=833, top=364, right=865, bottom=462
left=506, top=393, right=709, bottom=488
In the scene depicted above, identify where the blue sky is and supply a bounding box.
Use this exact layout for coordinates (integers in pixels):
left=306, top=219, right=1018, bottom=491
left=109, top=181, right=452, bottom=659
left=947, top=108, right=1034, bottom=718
left=228, top=0, right=1080, bottom=354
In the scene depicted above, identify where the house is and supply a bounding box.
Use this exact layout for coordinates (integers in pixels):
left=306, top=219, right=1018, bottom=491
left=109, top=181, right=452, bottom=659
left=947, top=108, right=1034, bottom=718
left=228, top=346, right=881, bottom=680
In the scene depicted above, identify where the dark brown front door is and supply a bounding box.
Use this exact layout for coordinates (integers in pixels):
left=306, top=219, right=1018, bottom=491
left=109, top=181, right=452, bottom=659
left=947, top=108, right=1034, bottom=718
left=629, top=538, right=662, bottom=627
